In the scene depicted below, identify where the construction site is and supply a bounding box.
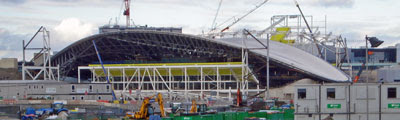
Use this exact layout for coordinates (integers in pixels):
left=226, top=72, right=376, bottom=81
left=1, top=0, right=399, bottom=120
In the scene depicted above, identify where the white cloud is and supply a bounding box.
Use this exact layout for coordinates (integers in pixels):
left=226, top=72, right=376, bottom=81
left=269, top=0, right=354, bottom=8
left=52, top=18, right=96, bottom=48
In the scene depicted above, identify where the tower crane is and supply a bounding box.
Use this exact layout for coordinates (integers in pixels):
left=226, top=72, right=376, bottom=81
left=210, top=0, right=223, bottom=32
left=123, top=0, right=131, bottom=26
left=210, top=0, right=269, bottom=35
left=293, top=0, right=323, bottom=58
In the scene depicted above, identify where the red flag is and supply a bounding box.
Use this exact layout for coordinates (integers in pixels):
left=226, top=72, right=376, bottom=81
left=237, top=88, right=242, bottom=106
left=368, top=51, right=374, bottom=55
left=353, top=76, right=360, bottom=83
left=129, top=89, right=132, bottom=95
left=85, top=91, right=88, bottom=95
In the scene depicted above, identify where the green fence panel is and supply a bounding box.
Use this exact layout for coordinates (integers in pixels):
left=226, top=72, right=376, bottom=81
left=223, top=112, right=236, bottom=120
left=236, top=112, right=248, bottom=120
left=247, top=112, right=257, bottom=118
left=257, top=112, right=267, bottom=118
left=169, top=113, right=175, bottom=118
left=200, top=114, right=214, bottom=120
left=283, top=109, right=294, bottom=120
left=266, top=113, right=284, bottom=120
left=214, top=113, right=224, bottom=120
left=174, top=116, right=194, bottom=120
left=162, top=117, right=173, bottom=120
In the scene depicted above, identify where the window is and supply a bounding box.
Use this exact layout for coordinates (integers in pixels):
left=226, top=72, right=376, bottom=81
left=29, top=85, right=31, bottom=89
left=298, top=88, right=306, bottom=99
left=98, top=96, right=102, bottom=100
left=89, top=85, right=93, bottom=92
left=41, top=85, right=43, bottom=89
left=81, top=96, right=84, bottom=100
left=284, top=93, right=293, bottom=99
left=327, top=88, right=336, bottom=99
left=72, top=85, right=75, bottom=92
left=106, top=85, right=110, bottom=92
left=72, top=96, right=75, bottom=100
left=388, top=87, right=397, bottom=98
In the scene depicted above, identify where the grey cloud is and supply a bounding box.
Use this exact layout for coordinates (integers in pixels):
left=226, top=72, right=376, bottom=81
left=0, top=28, right=28, bottom=51
left=0, top=0, right=27, bottom=5
left=318, top=0, right=354, bottom=8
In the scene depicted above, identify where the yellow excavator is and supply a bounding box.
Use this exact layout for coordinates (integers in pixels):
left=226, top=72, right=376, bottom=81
left=190, top=99, right=197, bottom=113
left=129, top=93, right=165, bottom=119
left=189, top=99, right=208, bottom=114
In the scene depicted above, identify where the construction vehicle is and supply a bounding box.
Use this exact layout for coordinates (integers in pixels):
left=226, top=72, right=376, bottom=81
left=22, top=102, right=68, bottom=120
left=190, top=99, right=197, bottom=113
left=129, top=93, right=165, bottom=119
left=189, top=99, right=208, bottom=114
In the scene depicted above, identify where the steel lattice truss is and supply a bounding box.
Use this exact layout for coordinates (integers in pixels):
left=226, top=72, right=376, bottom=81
left=51, top=31, right=309, bottom=87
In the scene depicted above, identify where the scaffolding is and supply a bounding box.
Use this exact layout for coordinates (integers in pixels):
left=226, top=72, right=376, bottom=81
left=78, top=62, right=263, bottom=100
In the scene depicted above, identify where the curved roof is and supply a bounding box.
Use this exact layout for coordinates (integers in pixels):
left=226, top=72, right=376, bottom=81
left=216, top=38, right=350, bottom=82
left=51, top=30, right=350, bottom=83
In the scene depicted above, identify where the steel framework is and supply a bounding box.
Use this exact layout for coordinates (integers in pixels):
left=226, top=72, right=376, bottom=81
left=78, top=63, right=262, bottom=100
left=22, top=26, right=59, bottom=81
left=51, top=30, right=346, bottom=88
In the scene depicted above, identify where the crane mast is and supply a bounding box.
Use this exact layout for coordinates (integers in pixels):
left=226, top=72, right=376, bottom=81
left=219, top=0, right=269, bottom=33
left=210, top=0, right=223, bottom=32
left=123, top=0, right=131, bottom=26
left=293, top=0, right=323, bottom=58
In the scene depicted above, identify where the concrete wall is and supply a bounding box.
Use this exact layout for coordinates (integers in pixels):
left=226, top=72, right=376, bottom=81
left=350, top=84, right=381, bottom=120
left=269, top=78, right=318, bottom=100
left=295, top=83, right=400, bottom=120
left=33, top=53, right=46, bottom=66
left=294, top=84, right=320, bottom=113
left=0, top=58, right=17, bottom=69
left=0, top=82, right=113, bottom=100
left=378, top=65, right=400, bottom=82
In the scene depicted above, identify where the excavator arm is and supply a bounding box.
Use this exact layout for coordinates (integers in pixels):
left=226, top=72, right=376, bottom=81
left=190, top=99, right=197, bottom=113
left=134, top=93, right=165, bottom=119
left=134, top=96, right=153, bottom=119
left=155, top=93, right=165, bottom=117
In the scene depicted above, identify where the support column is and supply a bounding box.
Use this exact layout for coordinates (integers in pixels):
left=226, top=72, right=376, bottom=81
left=57, top=65, right=60, bottom=81
left=169, top=68, right=172, bottom=91
left=229, top=87, right=232, bottom=100
left=78, top=68, right=81, bottom=83
left=123, top=68, right=126, bottom=92
left=217, top=67, right=220, bottom=98
left=184, top=67, right=188, bottom=98
left=200, top=67, right=203, bottom=99
left=138, top=68, right=141, bottom=90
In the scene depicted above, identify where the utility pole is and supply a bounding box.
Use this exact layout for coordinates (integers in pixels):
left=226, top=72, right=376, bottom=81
left=365, top=35, right=369, bottom=120
left=266, top=34, right=270, bottom=99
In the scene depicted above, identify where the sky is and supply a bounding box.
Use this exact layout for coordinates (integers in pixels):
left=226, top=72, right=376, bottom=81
left=0, top=0, right=400, bottom=60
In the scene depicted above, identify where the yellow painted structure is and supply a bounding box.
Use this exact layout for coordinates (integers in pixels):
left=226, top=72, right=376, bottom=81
left=270, top=27, right=295, bottom=44
left=88, top=62, right=252, bottom=81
